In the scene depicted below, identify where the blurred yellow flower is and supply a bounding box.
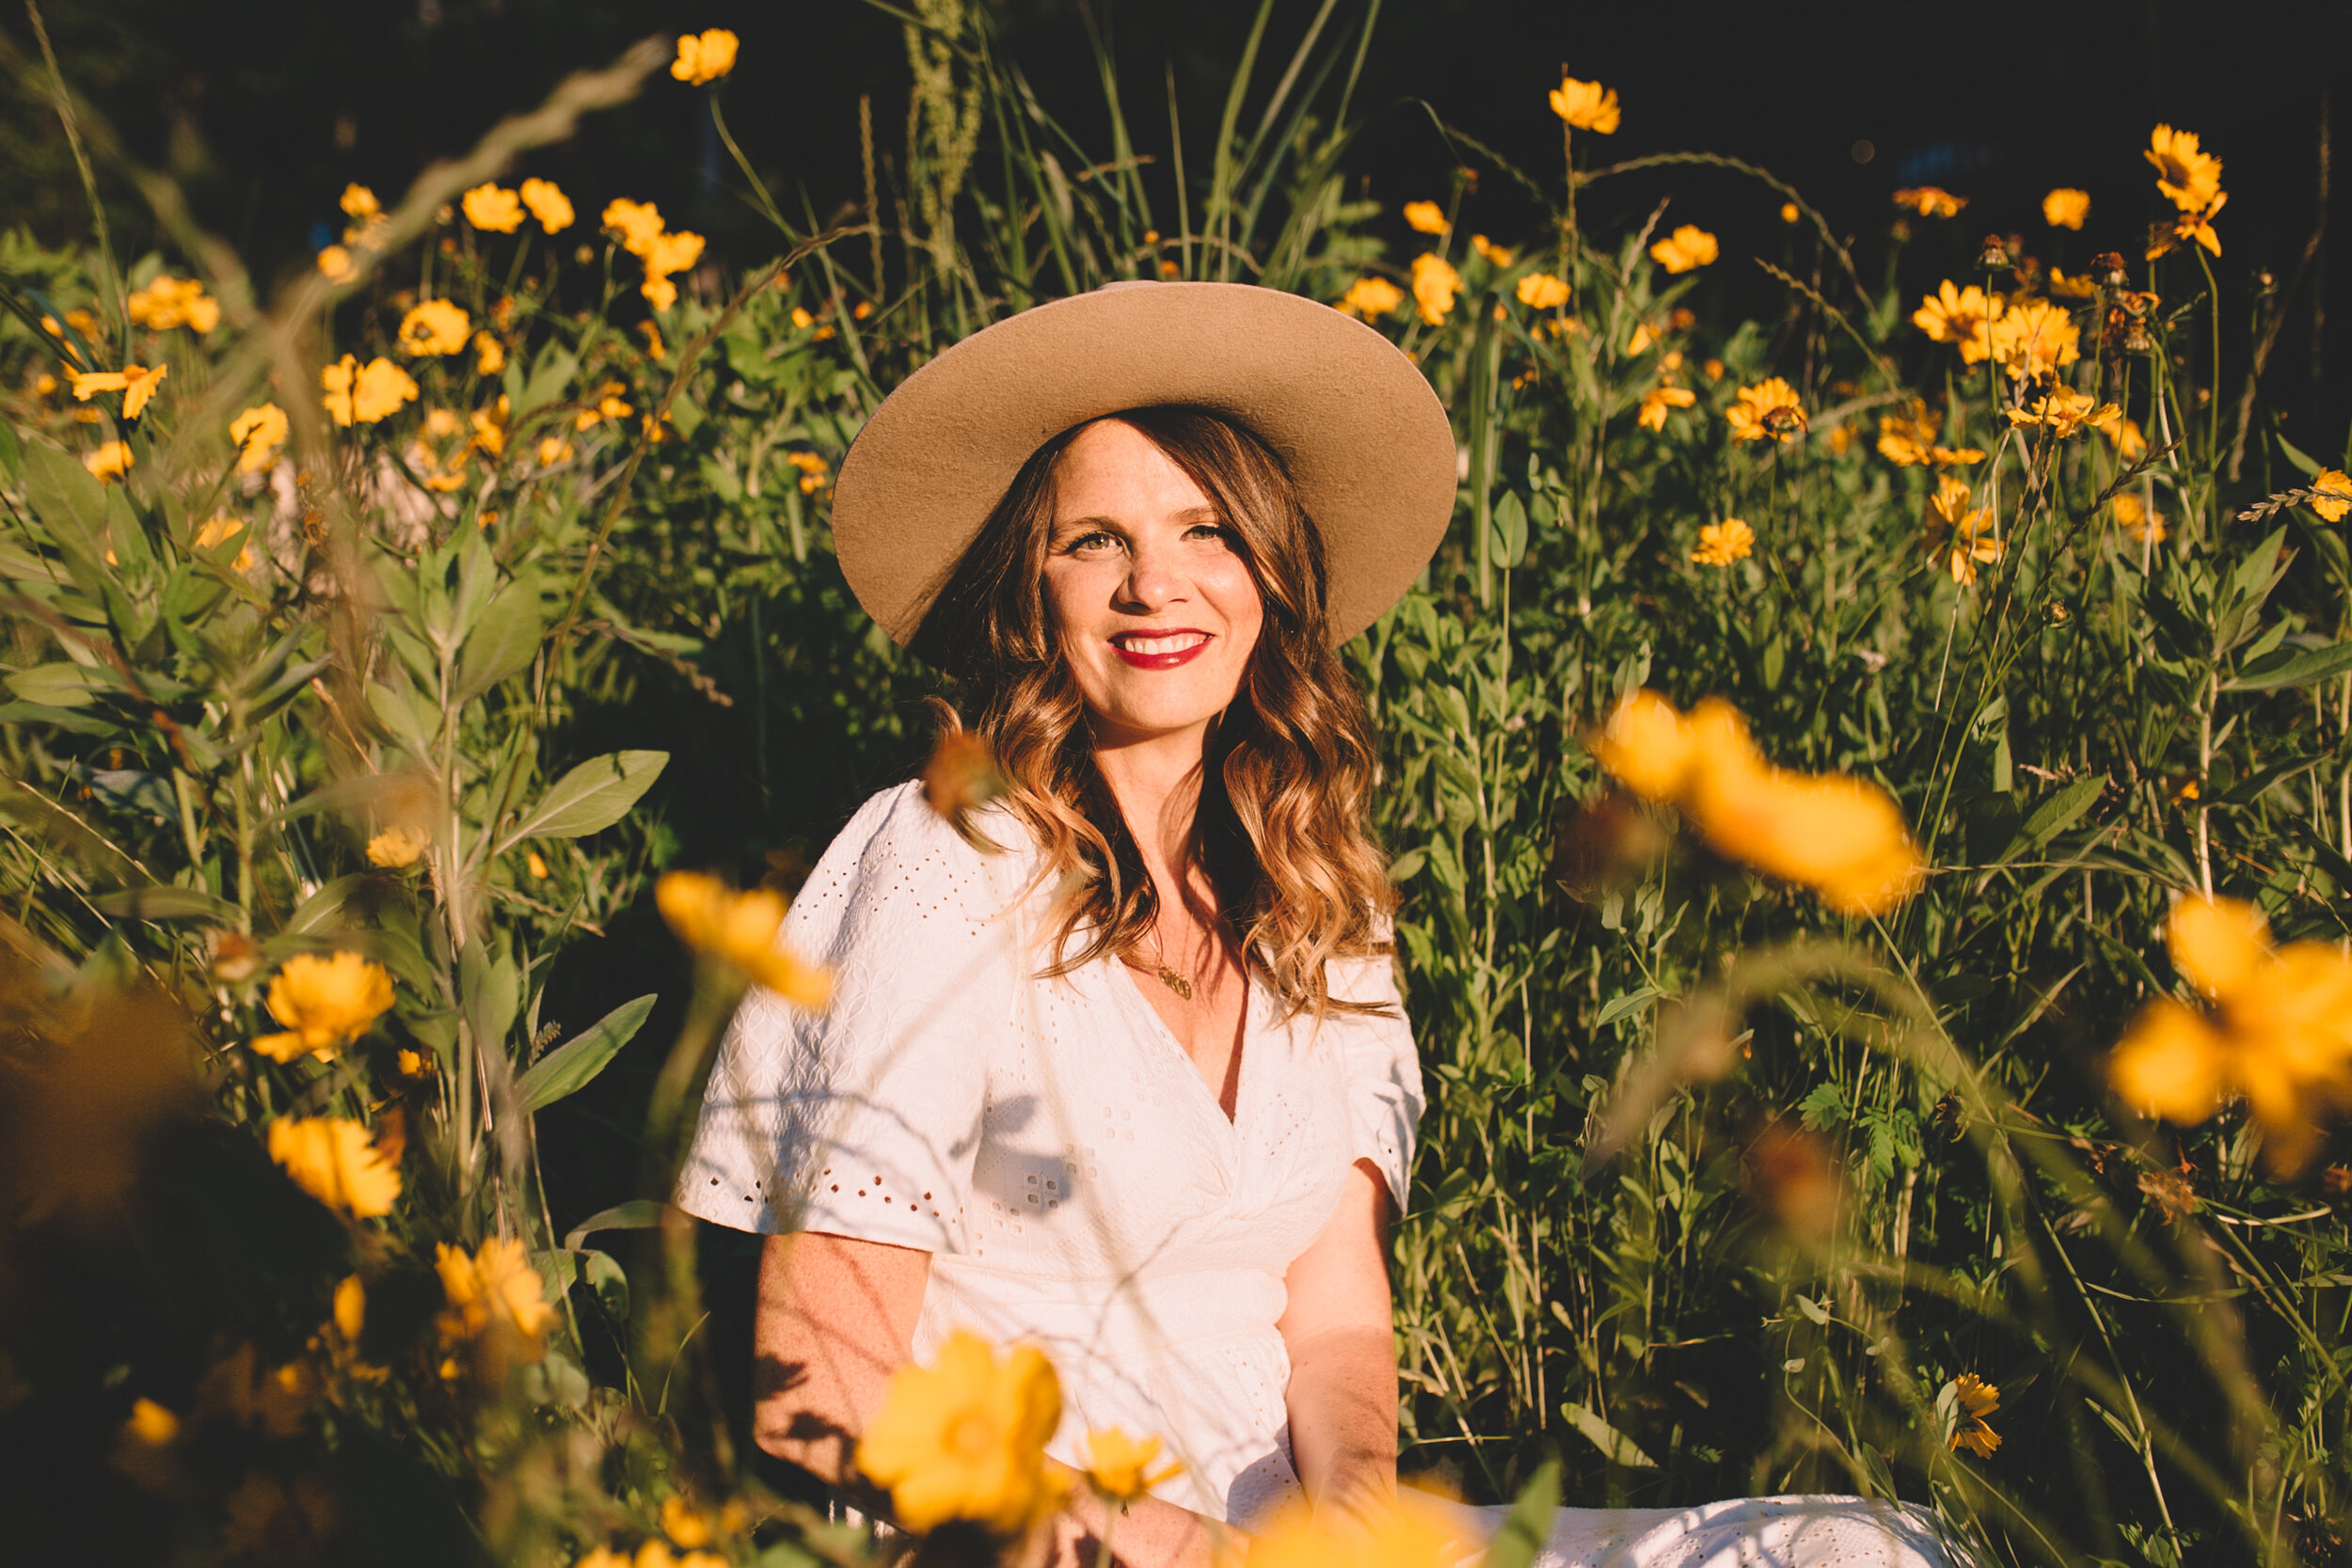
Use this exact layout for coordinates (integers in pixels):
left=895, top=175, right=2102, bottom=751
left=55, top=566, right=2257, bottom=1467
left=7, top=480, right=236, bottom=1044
left=366, top=825, right=428, bottom=868
left=1470, top=234, right=1515, bottom=266
left=526, top=849, right=550, bottom=879
left=1700, top=356, right=1724, bottom=381
left=435, top=1236, right=557, bottom=1372
left=1689, top=517, right=1753, bottom=565
left=1649, top=224, right=1719, bottom=274
left=1516, top=272, right=1569, bottom=309
left=322, top=355, right=420, bottom=426
left=2149, top=192, right=2228, bottom=260
left=2108, top=895, right=2352, bottom=1173
left=2111, top=492, right=2167, bottom=545
left=1780, top=201, right=1801, bottom=224
left=2312, top=469, right=2352, bottom=523
left=1638, top=383, right=1696, bottom=431
left=2106, top=416, right=2148, bottom=464
left=1082, top=1427, right=1184, bottom=1503
left=316, top=245, right=355, bottom=282
left=1242, top=1497, right=1469, bottom=1568
left=1987, top=299, right=2081, bottom=382
left=73, top=362, right=167, bottom=420
left=1951, top=1374, right=2001, bottom=1457
left=603, top=198, right=666, bottom=256
left=656, top=871, right=832, bottom=1005
left=194, top=514, right=253, bottom=571
left=268, top=1117, right=402, bottom=1218
left=672, top=28, right=739, bottom=84
left=471, top=332, right=505, bottom=377
left=126, top=275, right=220, bottom=334
left=537, top=435, right=575, bottom=466
left=1876, top=400, right=1982, bottom=467
left=1726, top=377, right=1805, bottom=444
left=1336, top=276, right=1405, bottom=320
left=1409, top=253, right=1461, bottom=326
left=84, top=440, right=134, bottom=483
left=252, top=951, right=395, bottom=1062
left=230, top=403, right=288, bottom=474
left=125, top=1396, right=179, bottom=1447
left=1924, top=474, right=2001, bottom=586
left=2042, top=187, right=2090, bottom=230
left=519, top=177, right=574, bottom=233
left=1913, top=280, right=2002, bottom=364
left=2146, top=124, right=2222, bottom=213
left=2045, top=268, right=2099, bottom=300
left=2007, top=384, right=2119, bottom=440
left=1588, top=689, right=1699, bottom=802
left=341, top=183, right=381, bottom=221
left=472, top=396, right=511, bottom=457
left=640, top=229, right=707, bottom=310
left=787, top=451, right=830, bottom=493
left=1401, top=200, right=1447, bottom=235
left=856, top=1329, right=1066, bottom=1536
left=398, top=298, right=471, bottom=356
left=1549, top=75, right=1620, bottom=134
left=462, top=182, right=524, bottom=234
left=1892, top=186, right=1965, bottom=219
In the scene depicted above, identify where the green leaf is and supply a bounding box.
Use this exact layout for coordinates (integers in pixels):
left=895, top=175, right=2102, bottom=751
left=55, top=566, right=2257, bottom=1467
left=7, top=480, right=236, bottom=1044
left=504, top=751, right=668, bottom=844
left=518, top=994, right=657, bottom=1112
left=2011, top=774, right=2106, bottom=855
left=286, top=874, right=367, bottom=935
left=18, top=440, right=110, bottom=560
left=453, top=578, right=546, bottom=705
left=92, top=885, right=240, bottom=923
left=1490, top=489, right=1529, bottom=570
left=2277, top=430, right=2325, bottom=479
left=1386, top=847, right=1427, bottom=884
left=1799, top=1081, right=1846, bottom=1130
left=563, top=1197, right=666, bottom=1251
left=462, top=942, right=521, bottom=1064
left=1484, top=1458, right=1560, bottom=1568
left=7, top=662, right=116, bottom=708
left=2226, top=639, right=2352, bottom=692
left=1794, top=1293, right=1831, bottom=1324
left=1561, top=1401, right=1656, bottom=1467
left=515, top=343, right=580, bottom=420
left=1594, top=985, right=1662, bottom=1029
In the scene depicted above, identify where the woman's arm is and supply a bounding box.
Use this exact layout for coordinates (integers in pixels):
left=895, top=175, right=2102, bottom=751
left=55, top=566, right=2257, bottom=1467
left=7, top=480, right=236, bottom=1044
left=754, top=1231, right=1231, bottom=1568
left=1276, top=1159, right=1400, bottom=1520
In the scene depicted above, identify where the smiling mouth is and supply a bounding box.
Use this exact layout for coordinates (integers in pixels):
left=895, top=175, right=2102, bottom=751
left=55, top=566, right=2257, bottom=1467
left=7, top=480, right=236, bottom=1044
left=1109, top=629, right=1212, bottom=669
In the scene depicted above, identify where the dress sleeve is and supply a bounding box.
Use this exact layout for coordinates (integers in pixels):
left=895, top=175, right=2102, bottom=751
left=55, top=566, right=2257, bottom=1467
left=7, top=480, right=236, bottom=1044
left=1324, top=945, right=1423, bottom=1213
left=673, top=783, right=1025, bottom=1251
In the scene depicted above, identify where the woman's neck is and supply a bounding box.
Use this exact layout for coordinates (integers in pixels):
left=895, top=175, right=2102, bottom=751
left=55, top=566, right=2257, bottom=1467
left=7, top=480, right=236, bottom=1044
left=1090, top=721, right=1211, bottom=888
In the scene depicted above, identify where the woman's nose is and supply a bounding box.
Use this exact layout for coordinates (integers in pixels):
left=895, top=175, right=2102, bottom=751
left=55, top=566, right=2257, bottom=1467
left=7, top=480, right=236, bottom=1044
left=1117, top=544, right=1183, bottom=610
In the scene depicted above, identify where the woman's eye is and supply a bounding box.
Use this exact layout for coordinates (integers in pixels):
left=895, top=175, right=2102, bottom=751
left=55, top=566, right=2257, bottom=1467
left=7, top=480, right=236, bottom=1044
left=1063, top=531, right=1120, bottom=554
left=1186, top=523, right=1234, bottom=546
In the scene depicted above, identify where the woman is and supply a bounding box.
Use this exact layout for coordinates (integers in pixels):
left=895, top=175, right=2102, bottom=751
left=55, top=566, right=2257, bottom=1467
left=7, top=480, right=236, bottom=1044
left=676, top=283, right=1950, bottom=1567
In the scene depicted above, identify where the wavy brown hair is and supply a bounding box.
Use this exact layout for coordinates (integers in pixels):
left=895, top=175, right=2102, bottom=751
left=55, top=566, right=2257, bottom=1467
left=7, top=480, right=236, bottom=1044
left=912, top=405, right=1394, bottom=1020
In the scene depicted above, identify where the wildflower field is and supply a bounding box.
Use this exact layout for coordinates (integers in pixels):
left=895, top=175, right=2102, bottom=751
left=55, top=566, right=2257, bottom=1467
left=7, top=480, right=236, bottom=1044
left=5, top=5, right=2352, bottom=1564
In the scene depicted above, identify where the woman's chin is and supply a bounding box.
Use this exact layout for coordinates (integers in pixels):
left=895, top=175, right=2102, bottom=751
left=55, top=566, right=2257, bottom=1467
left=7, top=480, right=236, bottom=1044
left=1087, top=696, right=1232, bottom=747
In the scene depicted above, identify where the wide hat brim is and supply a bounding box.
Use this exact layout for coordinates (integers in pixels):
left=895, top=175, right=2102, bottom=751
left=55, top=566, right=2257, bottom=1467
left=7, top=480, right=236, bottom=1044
left=829, top=280, right=1458, bottom=650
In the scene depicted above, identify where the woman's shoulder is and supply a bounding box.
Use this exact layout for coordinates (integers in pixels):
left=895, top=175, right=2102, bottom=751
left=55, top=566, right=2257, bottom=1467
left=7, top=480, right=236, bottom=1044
left=790, top=781, right=1039, bottom=937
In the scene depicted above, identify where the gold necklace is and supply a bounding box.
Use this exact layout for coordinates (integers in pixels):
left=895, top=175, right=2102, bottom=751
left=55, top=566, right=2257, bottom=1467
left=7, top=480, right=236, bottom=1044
left=1138, top=925, right=1194, bottom=1002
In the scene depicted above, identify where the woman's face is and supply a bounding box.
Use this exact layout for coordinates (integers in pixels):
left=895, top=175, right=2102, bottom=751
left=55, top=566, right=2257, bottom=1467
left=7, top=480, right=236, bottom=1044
left=1041, top=419, right=1264, bottom=748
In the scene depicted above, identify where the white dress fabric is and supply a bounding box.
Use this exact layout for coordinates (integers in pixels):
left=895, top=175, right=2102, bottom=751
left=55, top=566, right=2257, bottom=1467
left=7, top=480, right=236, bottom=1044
left=675, top=782, right=1956, bottom=1565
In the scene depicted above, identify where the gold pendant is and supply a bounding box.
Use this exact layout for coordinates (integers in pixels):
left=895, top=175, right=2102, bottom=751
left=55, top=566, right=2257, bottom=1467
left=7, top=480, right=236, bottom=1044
left=1155, top=966, right=1194, bottom=1002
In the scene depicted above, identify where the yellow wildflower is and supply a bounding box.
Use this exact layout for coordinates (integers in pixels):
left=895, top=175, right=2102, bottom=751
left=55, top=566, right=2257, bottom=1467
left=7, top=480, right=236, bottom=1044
left=125, top=1397, right=179, bottom=1448
left=366, top=825, right=428, bottom=868
left=2108, top=895, right=2352, bottom=1173
left=2146, top=124, right=2222, bottom=214
left=125, top=276, right=220, bottom=334
left=1409, top=253, right=1461, bottom=326
left=251, top=951, right=396, bottom=1062
left=1701, top=356, right=1724, bottom=381
left=2046, top=268, right=2099, bottom=300
left=462, top=183, right=524, bottom=234
left=2311, top=469, right=2352, bottom=523
left=1726, top=377, right=1806, bottom=444
left=1913, top=280, right=2002, bottom=364
left=537, top=436, right=575, bottom=466
left=468, top=332, right=504, bottom=377
left=656, top=871, right=833, bottom=1005
left=398, top=299, right=471, bottom=356
left=519, top=177, right=574, bottom=233
left=1082, top=1428, right=1184, bottom=1504
left=322, top=355, right=420, bottom=426
left=1876, top=400, right=1981, bottom=467
left=2042, top=187, right=2090, bottom=230
left=1892, top=186, right=1965, bottom=219
left=856, top=1329, right=1067, bottom=1536
left=471, top=395, right=511, bottom=457
left=1986, top=299, right=2081, bottom=382
left=230, top=404, right=289, bottom=474
left=1401, top=200, right=1447, bottom=235
left=787, top=451, right=830, bottom=493
left=73, top=362, right=167, bottom=420
left=672, top=27, right=739, bottom=84
left=526, top=849, right=550, bottom=879
left=1638, top=383, right=1697, bottom=432
left=1244, top=1497, right=1462, bottom=1568
left=1549, top=75, right=1620, bottom=134
left=267, top=1117, right=402, bottom=1218
left=602, top=198, right=666, bottom=256
left=194, top=514, right=254, bottom=571
left=316, top=245, right=355, bottom=282
left=435, top=1236, right=557, bottom=1376
left=1950, top=1375, right=2001, bottom=1458
left=1516, top=272, right=1569, bottom=309
left=1336, top=276, right=1405, bottom=320
left=2106, top=416, right=2148, bottom=464
left=640, top=229, right=707, bottom=311
left=1648, top=224, right=1719, bottom=274
left=1470, top=233, right=1514, bottom=266
left=2111, top=492, right=2167, bottom=544
left=84, top=440, right=134, bottom=483
left=1780, top=201, right=1801, bottom=224
left=1924, top=474, right=2001, bottom=586
left=341, top=183, right=381, bottom=221
left=1690, top=517, right=1754, bottom=566
left=2007, top=384, right=2120, bottom=440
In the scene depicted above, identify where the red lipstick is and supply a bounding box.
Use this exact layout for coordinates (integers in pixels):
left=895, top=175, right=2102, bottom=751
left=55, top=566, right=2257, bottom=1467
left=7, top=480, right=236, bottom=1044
left=1109, top=628, right=1212, bottom=670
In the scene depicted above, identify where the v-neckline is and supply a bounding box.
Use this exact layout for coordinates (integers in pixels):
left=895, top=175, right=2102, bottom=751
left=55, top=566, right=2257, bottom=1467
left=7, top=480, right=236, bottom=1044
left=1113, top=958, right=1253, bottom=1130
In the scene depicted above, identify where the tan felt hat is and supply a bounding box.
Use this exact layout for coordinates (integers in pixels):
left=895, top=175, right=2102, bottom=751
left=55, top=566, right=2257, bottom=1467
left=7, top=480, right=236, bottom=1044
left=829, top=280, right=1458, bottom=649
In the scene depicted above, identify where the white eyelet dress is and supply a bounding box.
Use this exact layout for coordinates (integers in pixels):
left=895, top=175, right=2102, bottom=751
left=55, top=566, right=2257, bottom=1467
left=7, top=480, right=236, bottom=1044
left=675, top=783, right=1960, bottom=1567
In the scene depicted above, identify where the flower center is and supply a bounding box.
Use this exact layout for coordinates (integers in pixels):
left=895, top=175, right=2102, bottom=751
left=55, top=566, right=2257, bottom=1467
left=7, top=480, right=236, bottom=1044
left=946, top=1411, right=998, bottom=1460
